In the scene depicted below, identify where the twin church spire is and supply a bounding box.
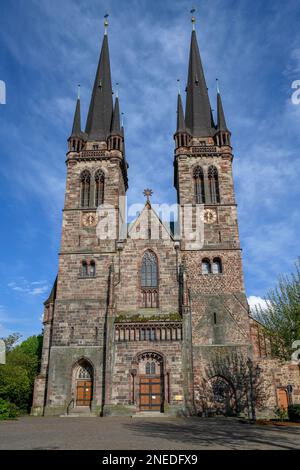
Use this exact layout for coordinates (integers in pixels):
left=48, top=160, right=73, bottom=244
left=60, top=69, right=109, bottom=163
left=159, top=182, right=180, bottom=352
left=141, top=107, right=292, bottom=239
left=185, top=29, right=214, bottom=137
left=85, top=32, right=114, bottom=141
left=69, top=16, right=230, bottom=149
left=69, top=20, right=121, bottom=145
left=176, top=24, right=230, bottom=143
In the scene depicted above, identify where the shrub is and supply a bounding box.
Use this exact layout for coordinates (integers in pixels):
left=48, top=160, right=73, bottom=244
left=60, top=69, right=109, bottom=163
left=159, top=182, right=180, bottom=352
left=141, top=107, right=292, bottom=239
left=0, top=364, right=31, bottom=411
left=274, top=406, right=288, bottom=421
left=0, top=334, right=43, bottom=414
left=0, top=399, right=18, bottom=420
left=288, top=404, right=300, bottom=422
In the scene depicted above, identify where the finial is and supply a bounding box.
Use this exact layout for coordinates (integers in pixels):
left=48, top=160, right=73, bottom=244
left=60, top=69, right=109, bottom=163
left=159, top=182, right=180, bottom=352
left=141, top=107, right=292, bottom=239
left=115, top=82, right=119, bottom=98
left=143, top=188, right=153, bottom=203
left=104, top=13, right=109, bottom=35
left=77, top=84, right=81, bottom=100
left=216, top=78, right=220, bottom=94
left=121, top=112, right=124, bottom=127
left=177, top=79, right=181, bottom=95
left=190, top=8, right=196, bottom=31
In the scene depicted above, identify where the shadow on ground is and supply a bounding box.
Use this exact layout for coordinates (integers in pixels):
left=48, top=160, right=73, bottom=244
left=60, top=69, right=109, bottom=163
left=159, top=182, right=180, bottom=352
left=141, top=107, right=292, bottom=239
left=123, top=417, right=300, bottom=450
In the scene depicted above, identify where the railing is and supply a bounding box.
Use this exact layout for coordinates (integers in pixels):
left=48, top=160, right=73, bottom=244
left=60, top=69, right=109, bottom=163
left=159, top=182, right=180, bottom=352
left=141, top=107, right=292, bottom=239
left=66, top=398, right=74, bottom=415
left=115, top=321, right=183, bottom=343
left=191, top=146, right=217, bottom=154
left=81, top=149, right=107, bottom=158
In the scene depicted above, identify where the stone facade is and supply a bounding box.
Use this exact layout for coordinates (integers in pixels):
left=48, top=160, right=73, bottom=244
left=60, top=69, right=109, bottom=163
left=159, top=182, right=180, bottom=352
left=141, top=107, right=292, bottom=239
left=32, top=23, right=300, bottom=418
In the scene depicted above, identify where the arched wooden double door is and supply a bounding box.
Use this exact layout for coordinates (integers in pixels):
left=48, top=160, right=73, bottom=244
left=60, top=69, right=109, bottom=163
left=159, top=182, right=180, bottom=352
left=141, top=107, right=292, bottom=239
left=138, top=353, right=164, bottom=412
left=74, top=360, right=93, bottom=407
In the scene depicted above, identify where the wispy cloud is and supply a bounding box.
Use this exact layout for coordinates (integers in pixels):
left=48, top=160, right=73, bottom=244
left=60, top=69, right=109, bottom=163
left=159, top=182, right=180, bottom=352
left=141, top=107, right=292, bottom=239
left=7, top=279, right=49, bottom=296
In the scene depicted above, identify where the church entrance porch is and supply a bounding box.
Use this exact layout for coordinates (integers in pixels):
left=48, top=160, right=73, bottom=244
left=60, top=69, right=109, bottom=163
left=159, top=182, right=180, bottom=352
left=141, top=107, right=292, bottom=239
left=72, top=359, right=94, bottom=408
left=140, top=376, right=162, bottom=411
left=137, top=352, right=164, bottom=412
left=76, top=380, right=92, bottom=406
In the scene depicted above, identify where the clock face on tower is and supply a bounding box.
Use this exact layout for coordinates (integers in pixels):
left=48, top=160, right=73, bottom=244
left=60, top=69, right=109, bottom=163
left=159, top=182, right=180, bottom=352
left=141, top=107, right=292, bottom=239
left=82, top=212, right=98, bottom=227
left=202, top=209, right=217, bottom=224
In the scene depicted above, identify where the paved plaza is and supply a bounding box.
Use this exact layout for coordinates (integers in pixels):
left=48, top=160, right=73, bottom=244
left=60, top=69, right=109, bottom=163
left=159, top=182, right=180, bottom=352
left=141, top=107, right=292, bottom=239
left=0, top=416, right=299, bottom=450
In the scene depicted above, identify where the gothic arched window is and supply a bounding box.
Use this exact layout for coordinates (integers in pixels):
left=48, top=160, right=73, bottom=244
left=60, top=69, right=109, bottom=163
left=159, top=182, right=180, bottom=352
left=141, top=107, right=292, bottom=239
left=77, top=365, right=92, bottom=380
left=80, top=170, right=91, bottom=207
left=194, top=166, right=205, bottom=204
left=202, top=259, right=212, bottom=275
left=145, top=361, right=156, bottom=375
left=212, top=258, right=222, bottom=274
left=82, top=261, right=88, bottom=277
left=95, top=170, right=105, bottom=207
left=208, top=166, right=220, bottom=204
left=141, top=250, right=158, bottom=288
left=89, top=260, right=96, bottom=277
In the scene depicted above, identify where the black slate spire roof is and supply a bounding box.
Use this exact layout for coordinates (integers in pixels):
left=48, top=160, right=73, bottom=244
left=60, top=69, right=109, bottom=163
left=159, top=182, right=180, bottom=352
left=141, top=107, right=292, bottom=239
left=70, top=98, right=82, bottom=138
left=85, top=33, right=113, bottom=141
left=185, top=30, right=214, bottom=137
left=217, top=91, right=229, bottom=132
left=176, top=93, right=186, bottom=133
left=111, top=96, right=121, bottom=134
left=44, top=276, right=57, bottom=306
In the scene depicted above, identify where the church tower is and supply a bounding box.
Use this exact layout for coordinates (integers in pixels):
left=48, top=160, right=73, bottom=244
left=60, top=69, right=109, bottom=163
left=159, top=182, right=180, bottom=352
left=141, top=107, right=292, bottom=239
left=174, top=15, right=251, bottom=407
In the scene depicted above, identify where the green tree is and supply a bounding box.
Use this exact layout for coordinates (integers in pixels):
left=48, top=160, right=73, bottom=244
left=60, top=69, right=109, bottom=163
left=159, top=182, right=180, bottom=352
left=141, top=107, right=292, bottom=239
left=0, top=333, right=43, bottom=414
left=1, top=333, right=22, bottom=352
left=0, top=365, right=31, bottom=411
left=9, top=335, right=43, bottom=385
left=255, top=258, right=300, bottom=360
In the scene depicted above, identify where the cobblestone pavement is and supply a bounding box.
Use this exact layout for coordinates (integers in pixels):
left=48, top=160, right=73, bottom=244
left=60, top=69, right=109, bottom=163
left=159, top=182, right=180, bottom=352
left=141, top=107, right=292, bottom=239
left=0, top=416, right=299, bottom=450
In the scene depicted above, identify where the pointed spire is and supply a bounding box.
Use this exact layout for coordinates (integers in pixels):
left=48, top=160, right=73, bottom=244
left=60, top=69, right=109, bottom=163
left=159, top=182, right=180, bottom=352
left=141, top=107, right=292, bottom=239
left=176, top=92, right=186, bottom=132
left=111, top=96, right=121, bottom=134
left=44, top=276, right=57, bottom=306
left=210, top=107, right=216, bottom=130
left=85, top=24, right=113, bottom=141
left=217, top=87, right=229, bottom=132
left=70, top=94, right=82, bottom=138
left=185, top=27, right=214, bottom=137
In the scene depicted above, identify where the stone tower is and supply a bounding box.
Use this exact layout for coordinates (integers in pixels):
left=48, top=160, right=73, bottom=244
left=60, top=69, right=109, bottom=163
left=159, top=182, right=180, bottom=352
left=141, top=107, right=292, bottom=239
left=174, top=21, right=251, bottom=408
left=32, top=17, right=254, bottom=418
left=32, top=23, right=128, bottom=416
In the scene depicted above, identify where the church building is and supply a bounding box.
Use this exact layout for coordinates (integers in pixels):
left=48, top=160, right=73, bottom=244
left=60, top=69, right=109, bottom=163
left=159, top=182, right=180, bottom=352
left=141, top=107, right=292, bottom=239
left=32, top=15, right=300, bottom=417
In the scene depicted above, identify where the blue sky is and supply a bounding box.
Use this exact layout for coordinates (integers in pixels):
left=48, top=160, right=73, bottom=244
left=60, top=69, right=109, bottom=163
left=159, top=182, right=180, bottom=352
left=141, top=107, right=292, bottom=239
left=0, top=0, right=300, bottom=339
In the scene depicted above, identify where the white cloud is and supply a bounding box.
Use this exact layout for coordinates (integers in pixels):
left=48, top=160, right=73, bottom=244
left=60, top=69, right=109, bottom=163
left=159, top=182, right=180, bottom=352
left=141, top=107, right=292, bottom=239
left=7, top=279, right=49, bottom=296
left=248, top=296, right=268, bottom=313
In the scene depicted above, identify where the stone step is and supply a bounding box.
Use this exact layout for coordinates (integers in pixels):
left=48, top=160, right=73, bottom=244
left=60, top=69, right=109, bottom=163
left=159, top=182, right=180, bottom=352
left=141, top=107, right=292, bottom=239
left=71, top=406, right=91, bottom=414
left=132, top=411, right=167, bottom=418
left=60, top=414, right=97, bottom=418
left=60, top=406, right=97, bottom=417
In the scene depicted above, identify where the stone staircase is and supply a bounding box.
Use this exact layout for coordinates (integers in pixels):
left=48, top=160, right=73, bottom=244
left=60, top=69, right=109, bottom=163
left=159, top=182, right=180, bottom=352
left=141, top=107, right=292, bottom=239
left=61, top=406, right=97, bottom=417
left=132, top=411, right=167, bottom=418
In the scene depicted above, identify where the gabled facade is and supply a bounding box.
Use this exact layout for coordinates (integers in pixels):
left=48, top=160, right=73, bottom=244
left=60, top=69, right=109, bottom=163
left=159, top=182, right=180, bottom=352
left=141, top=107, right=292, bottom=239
left=32, top=18, right=300, bottom=418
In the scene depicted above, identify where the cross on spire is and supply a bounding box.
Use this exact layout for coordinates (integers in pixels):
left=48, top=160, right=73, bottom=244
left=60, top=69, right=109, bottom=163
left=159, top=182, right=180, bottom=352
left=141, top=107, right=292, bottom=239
left=104, top=13, right=109, bottom=35
left=190, top=7, right=196, bottom=30
left=143, top=188, right=153, bottom=202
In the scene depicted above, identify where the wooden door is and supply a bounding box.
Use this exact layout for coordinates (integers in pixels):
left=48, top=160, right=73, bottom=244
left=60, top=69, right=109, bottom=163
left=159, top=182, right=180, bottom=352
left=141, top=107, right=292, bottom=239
left=140, top=376, right=162, bottom=411
left=277, top=388, right=288, bottom=409
left=76, top=380, right=92, bottom=406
